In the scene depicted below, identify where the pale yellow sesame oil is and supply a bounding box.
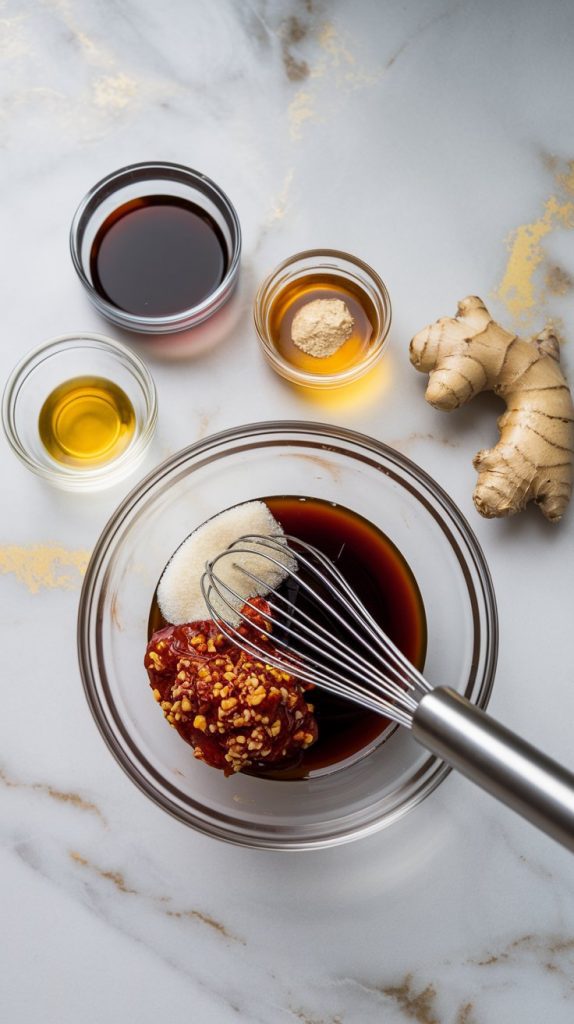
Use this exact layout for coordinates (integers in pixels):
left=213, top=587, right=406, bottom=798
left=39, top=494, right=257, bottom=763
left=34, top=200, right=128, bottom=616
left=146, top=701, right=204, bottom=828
left=38, top=375, right=135, bottom=468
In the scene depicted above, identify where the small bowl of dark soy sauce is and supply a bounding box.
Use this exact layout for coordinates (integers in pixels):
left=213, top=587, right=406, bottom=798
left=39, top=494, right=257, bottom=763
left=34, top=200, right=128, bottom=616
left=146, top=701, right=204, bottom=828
left=70, top=162, right=241, bottom=350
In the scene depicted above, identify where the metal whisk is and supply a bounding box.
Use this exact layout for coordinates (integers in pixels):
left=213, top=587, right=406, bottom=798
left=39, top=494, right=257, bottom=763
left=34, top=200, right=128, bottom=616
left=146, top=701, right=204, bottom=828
left=201, top=534, right=574, bottom=853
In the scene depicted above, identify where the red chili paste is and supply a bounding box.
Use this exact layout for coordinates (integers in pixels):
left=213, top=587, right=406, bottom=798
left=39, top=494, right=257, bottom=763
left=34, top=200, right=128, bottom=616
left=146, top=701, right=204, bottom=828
left=145, top=599, right=317, bottom=775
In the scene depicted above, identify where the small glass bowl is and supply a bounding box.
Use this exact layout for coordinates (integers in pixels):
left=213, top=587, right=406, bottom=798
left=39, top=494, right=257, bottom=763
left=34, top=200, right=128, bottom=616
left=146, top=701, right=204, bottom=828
left=2, top=333, right=157, bottom=491
left=253, top=249, right=391, bottom=389
left=70, top=161, right=241, bottom=336
left=77, top=422, right=498, bottom=849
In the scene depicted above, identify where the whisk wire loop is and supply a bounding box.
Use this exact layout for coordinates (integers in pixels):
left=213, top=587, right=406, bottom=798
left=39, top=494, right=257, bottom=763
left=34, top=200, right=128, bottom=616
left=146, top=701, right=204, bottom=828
left=222, top=557, right=411, bottom=700
left=236, top=533, right=431, bottom=697
left=201, top=565, right=412, bottom=721
left=201, top=533, right=430, bottom=725
left=230, top=533, right=430, bottom=699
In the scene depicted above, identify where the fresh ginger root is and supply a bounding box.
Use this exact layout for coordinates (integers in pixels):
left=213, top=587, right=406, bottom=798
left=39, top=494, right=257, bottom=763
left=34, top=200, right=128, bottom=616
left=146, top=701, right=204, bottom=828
left=410, top=296, right=574, bottom=521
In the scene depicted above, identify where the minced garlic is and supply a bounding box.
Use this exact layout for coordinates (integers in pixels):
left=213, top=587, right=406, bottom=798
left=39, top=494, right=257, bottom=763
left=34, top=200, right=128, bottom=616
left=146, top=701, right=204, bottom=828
left=291, top=298, right=354, bottom=358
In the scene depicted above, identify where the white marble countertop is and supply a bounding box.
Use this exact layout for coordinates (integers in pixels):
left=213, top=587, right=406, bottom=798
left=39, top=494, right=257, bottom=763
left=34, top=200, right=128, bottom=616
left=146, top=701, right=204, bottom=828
left=2, top=2, right=574, bottom=1021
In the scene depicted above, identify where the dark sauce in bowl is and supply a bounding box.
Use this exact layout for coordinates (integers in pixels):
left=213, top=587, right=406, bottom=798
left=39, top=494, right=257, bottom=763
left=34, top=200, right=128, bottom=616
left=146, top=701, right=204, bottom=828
left=90, top=195, right=228, bottom=317
left=148, top=496, right=426, bottom=779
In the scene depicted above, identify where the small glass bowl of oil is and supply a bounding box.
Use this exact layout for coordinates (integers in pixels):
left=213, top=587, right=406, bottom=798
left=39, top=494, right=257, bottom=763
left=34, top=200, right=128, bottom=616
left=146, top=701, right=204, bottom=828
left=254, top=249, right=391, bottom=389
left=2, top=334, right=157, bottom=491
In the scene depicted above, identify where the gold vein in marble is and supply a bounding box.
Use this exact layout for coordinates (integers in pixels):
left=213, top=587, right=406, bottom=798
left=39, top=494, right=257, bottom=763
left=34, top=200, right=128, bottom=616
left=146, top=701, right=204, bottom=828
left=546, top=264, right=573, bottom=296
left=288, top=89, right=314, bottom=140
left=318, top=22, right=355, bottom=67
left=288, top=21, right=384, bottom=143
left=469, top=931, right=574, bottom=979
left=70, top=851, right=136, bottom=893
left=355, top=929, right=573, bottom=1021
left=43, top=0, right=113, bottom=67
left=315, top=21, right=384, bottom=89
left=165, top=908, right=245, bottom=944
left=289, top=1009, right=342, bottom=1024
left=354, top=977, right=478, bottom=1023
left=557, top=159, right=574, bottom=196
left=0, top=0, right=177, bottom=140
left=68, top=850, right=245, bottom=943
left=280, top=15, right=310, bottom=82
left=494, top=157, right=574, bottom=326
left=0, top=544, right=90, bottom=593
left=495, top=196, right=574, bottom=323
left=456, top=1004, right=477, bottom=1024
left=92, top=72, right=138, bottom=111
left=0, top=767, right=106, bottom=823
left=381, top=973, right=439, bottom=1024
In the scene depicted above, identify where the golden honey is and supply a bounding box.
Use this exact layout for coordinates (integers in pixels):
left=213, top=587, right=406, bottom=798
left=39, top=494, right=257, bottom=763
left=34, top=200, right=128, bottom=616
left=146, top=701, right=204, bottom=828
left=38, top=375, right=135, bottom=468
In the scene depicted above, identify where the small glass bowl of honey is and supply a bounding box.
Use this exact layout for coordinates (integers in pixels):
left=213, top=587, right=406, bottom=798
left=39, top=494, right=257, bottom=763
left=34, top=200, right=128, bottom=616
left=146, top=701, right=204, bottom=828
left=253, top=249, right=391, bottom=389
left=2, top=334, right=157, bottom=491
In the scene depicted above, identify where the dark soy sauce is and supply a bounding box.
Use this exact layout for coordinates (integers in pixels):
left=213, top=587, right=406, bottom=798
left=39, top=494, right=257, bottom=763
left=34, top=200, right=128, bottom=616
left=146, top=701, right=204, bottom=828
left=148, top=497, right=427, bottom=780
left=90, top=196, right=228, bottom=317
left=258, top=497, right=427, bottom=777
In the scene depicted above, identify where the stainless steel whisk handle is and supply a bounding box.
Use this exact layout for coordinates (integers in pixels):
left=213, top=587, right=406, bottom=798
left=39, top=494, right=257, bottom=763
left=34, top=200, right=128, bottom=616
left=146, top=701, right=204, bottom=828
left=412, top=688, right=574, bottom=853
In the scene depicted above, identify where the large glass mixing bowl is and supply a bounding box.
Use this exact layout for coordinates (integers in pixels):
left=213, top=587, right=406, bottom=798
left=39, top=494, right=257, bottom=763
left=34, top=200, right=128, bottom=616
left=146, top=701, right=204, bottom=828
left=77, top=422, right=498, bottom=850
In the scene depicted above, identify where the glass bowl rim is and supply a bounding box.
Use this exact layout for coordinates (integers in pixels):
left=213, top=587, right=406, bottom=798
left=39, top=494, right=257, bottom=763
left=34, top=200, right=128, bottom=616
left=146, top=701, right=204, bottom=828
left=69, top=160, right=242, bottom=331
left=1, top=332, right=158, bottom=486
left=253, top=249, right=392, bottom=388
left=77, top=420, right=498, bottom=849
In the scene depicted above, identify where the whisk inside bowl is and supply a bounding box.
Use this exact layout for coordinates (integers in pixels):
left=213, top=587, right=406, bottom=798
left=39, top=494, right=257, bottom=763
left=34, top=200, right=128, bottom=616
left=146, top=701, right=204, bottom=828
left=201, top=533, right=574, bottom=853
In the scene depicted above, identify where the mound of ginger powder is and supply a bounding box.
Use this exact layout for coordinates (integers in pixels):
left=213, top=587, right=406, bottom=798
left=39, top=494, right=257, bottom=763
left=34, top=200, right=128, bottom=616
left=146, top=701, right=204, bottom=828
left=291, top=298, right=354, bottom=357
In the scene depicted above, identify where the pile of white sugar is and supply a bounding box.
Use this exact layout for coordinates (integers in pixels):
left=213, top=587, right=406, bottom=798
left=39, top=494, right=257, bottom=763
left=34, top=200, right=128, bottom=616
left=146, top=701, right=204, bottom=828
left=157, top=500, right=296, bottom=627
left=291, top=298, right=354, bottom=358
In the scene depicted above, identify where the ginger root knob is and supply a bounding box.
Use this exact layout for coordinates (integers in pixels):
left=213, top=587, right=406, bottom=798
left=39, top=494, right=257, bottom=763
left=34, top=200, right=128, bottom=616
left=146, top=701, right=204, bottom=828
left=409, top=296, right=574, bottom=521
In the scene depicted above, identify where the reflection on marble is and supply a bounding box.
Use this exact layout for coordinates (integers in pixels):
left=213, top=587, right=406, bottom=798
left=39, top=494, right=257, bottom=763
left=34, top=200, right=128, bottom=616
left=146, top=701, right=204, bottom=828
left=1, top=1, right=574, bottom=1022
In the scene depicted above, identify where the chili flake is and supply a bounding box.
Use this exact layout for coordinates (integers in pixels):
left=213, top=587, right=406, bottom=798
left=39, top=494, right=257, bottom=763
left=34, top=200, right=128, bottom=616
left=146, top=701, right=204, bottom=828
left=144, top=598, right=317, bottom=775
